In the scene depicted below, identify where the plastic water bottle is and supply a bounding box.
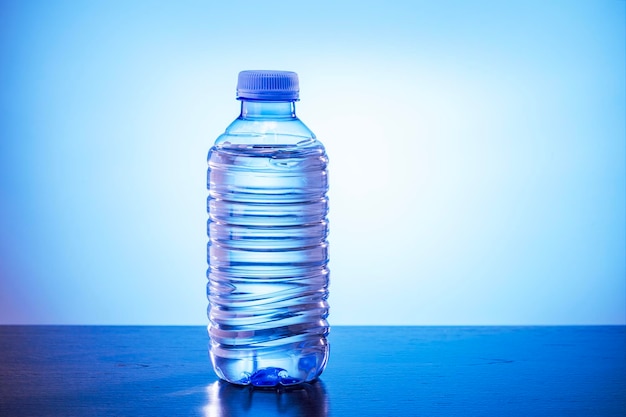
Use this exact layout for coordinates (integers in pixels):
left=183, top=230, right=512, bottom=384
left=206, top=70, right=330, bottom=387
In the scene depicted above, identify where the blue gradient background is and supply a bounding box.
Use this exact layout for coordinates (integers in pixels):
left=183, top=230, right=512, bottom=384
left=0, top=0, right=624, bottom=325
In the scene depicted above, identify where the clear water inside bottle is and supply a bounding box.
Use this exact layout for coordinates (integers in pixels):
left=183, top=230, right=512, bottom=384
left=207, top=144, right=330, bottom=386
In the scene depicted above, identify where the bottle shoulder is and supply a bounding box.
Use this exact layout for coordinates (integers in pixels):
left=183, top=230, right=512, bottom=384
left=214, top=116, right=323, bottom=149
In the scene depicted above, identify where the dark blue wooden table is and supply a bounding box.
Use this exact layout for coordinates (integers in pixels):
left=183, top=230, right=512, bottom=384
left=1, top=326, right=624, bottom=416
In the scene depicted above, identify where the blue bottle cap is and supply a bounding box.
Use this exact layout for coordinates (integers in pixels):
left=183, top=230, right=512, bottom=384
left=236, top=70, right=299, bottom=101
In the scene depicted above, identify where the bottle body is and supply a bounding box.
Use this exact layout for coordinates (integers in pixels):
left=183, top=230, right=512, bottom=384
left=207, top=100, right=329, bottom=386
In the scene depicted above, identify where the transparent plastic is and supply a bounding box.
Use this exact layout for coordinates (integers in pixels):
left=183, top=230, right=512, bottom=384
left=207, top=96, right=330, bottom=387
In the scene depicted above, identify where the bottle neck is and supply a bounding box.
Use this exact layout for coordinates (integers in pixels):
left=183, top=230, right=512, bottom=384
left=240, top=100, right=297, bottom=119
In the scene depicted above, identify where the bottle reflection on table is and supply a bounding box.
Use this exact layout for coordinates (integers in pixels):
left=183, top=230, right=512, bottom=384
left=203, top=380, right=329, bottom=417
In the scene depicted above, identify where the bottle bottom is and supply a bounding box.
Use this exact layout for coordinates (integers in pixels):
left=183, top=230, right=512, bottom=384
left=210, top=341, right=329, bottom=387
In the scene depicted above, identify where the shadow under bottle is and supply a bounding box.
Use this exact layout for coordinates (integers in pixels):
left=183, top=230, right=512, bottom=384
left=203, top=380, right=329, bottom=417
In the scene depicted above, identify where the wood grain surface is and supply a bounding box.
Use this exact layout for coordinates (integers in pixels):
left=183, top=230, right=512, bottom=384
left=1, top=326, right=624, bottom=416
